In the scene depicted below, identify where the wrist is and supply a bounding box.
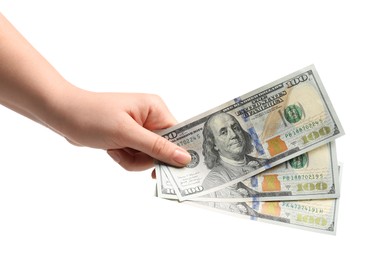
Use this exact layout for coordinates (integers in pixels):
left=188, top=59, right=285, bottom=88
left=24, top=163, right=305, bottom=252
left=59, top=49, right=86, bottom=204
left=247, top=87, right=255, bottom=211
left=42, top=82, right=90, bottom=141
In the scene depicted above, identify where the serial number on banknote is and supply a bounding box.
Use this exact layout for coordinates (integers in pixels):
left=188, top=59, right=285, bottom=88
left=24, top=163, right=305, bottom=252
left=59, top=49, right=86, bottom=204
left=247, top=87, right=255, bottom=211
left=281, top=174, right=324, bottom=181
left=281, top=202, right=324, bottom=214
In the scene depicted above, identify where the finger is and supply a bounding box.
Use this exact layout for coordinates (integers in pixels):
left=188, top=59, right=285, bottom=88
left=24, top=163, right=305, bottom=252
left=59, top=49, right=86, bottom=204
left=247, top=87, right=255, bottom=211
left=144, top=95, right=178, bottom=130
left=151, top=169, right=156, bottom=179
left=107, top=149, right=154, bottom=171
left=127, top=125, right=191, bottom=167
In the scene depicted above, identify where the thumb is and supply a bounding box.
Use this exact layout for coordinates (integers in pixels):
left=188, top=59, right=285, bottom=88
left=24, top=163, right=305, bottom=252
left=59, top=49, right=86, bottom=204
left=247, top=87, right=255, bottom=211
left=128, top=125, right=191, bottom=167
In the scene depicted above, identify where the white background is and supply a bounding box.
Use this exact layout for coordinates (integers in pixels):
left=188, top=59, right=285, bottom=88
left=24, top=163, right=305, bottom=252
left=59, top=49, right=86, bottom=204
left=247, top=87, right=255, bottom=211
left=0, top=0, right=372, bottom=259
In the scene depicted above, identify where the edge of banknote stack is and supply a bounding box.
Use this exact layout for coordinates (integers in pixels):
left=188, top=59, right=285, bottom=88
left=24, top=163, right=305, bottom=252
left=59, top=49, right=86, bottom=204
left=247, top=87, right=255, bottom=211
left=155, top=65, right=344, bottom=235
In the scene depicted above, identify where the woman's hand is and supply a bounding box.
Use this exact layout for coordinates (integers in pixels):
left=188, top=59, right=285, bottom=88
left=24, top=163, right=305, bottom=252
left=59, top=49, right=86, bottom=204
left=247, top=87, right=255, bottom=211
left=48, top=89, right=191, bottom=171
left=0, top=13, right=190, bottom=172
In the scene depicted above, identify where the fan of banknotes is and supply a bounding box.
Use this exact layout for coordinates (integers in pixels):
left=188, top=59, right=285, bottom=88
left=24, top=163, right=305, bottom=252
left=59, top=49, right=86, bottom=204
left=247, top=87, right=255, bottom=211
left=155, top=65, right=344, bottom=235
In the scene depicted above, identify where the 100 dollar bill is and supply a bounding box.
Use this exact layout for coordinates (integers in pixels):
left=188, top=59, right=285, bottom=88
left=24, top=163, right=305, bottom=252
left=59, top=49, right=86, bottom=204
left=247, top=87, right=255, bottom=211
left=157, top=65, right=344, bottom=201
left=156, top=165, right=341, bottom=234
left=189, top=198, right=339, bottom=235
left=157, top=142, right=339, bottom=202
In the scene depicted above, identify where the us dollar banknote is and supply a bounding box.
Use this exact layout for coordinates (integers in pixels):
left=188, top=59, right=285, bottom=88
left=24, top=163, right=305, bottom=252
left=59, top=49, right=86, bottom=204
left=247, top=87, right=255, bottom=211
left=190, top=198, right=339, bottom=235
left=157, top=65, right=344, bottom=201
left=155, top=165, right=341, bottom=234
left=157, top=142, right=339, bottom=202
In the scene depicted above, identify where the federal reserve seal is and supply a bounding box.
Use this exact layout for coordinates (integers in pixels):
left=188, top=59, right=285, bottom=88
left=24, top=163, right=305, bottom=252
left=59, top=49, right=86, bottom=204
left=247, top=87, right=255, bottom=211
left=186, top=150, right=199, bottom=168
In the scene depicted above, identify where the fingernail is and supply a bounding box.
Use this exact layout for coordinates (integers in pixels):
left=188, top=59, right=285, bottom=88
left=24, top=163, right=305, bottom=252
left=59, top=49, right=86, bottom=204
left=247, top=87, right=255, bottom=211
left=173, top=148, right=191, bottom=165
left=107, top=150, right=121, bottom=163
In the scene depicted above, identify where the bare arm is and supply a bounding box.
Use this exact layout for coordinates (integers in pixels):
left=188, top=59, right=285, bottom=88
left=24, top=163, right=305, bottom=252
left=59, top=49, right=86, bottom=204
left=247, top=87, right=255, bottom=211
left=0, top=13, right=191, bottom=171
left=0, top=13, right=72, bottom=126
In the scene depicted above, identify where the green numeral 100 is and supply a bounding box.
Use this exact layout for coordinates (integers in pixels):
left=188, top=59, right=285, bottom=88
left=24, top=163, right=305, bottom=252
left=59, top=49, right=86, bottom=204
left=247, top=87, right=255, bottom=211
left=297, top=182, right=328, bottom=192
left=301, top=126, right=331, bottom=144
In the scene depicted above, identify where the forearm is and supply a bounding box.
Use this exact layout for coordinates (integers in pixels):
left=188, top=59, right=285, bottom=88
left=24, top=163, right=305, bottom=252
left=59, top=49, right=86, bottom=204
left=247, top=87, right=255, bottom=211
left=0, top=13, right=79, bottom=131
left=0, top=13, right=191, bottom=169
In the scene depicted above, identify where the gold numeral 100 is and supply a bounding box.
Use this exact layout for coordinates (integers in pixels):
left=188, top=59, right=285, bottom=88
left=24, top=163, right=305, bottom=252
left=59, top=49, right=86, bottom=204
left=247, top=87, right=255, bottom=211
left=297, top=182, right=328, bottom=191
left=296, top=214, right=327, bottom=226
left=301, top=126, right=331, bottom=144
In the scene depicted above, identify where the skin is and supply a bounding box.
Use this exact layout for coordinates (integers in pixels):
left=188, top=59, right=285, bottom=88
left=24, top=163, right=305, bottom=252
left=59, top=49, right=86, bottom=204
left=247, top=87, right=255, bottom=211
left=0, top=13, right=191, bottom=173
left=209, top=113, right=246, bottom=161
